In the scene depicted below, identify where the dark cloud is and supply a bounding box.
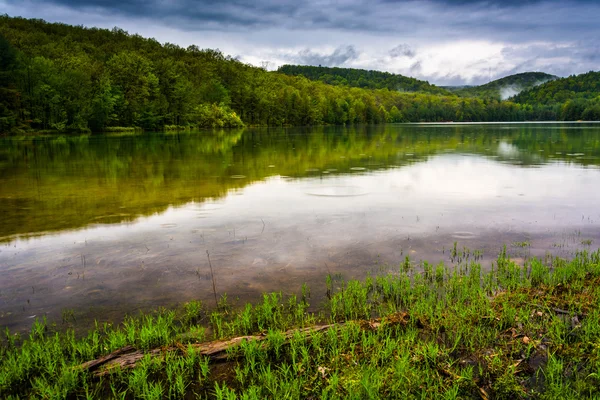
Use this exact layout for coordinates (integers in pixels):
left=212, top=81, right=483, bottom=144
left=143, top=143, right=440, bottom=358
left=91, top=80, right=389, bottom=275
left=5, top=0, right=301, bottom=30
left=409, top=61, right=422, bottom=73
left=498, top=41, right=600, bottom=77
left=5, top=0, right=599, bottom=40
left=583, top=49, right=600, bottom=62
left=389, top=44, right=415, bottom=58
left=434, top=72, right=493, bottom=86
left=289, top=45, right=360, bottom=67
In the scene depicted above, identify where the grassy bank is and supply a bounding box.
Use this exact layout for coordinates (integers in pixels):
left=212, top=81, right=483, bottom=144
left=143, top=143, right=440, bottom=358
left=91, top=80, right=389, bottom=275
left=1, top=248, right=600, bottom=399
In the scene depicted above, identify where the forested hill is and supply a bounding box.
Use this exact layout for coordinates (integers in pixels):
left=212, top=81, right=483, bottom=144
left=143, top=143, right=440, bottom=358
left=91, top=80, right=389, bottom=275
left=0, top=15, right=510, bottom=134
left=513, top=72, right=600, bottom=104
left=446, top=72, right=558, bottom=100
left=511, top=71, right=600, bottom=120
left=278, top=65, right=450, bottom=95
left=0, top=16, right=599, bottom=135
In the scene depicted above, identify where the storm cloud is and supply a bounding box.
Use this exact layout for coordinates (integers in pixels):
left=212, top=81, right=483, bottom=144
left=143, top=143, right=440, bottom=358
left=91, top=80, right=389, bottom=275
left=389, top=44, right=416, bottom=59
left=1, top=0, right=598, bottom=85
left=288, top=46, right=360, bottom=67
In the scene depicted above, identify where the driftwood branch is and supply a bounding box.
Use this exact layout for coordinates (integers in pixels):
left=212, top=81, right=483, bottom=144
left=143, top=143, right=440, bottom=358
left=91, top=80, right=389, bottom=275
left=77, top=312, right=409, bottom=377
left=78, top=345, right=136, bottom=372
left=81, top=324, right=336, bottom=377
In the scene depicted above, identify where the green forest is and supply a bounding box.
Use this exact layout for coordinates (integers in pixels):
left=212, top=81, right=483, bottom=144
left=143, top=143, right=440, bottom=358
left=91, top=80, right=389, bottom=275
left=445, top=72, right=557, bottom=100
left=277, top=64, right=451, bottom=95
left=512, top=71, right=600, bottom=120
left=1, top=16, right=600, bottom=135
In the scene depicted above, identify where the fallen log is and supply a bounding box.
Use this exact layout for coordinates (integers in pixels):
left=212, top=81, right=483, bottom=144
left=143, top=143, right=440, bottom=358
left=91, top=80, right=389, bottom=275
left=81, top=324, right=337, bottom=377
left=77, top=312, right=409, bottom=377
left=79, top=345, right=136, bottom=372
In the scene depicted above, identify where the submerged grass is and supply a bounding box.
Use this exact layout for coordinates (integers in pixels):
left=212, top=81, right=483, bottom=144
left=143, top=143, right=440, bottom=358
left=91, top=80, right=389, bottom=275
left=1, top=247, right=600, bottom=398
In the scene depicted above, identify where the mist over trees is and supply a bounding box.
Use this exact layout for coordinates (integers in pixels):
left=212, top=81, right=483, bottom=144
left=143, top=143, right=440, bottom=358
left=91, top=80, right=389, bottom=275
left=0, top=16, right=599, bottom=135
left=512, top=72, right=600, bottom=121
left=445, top=72, right=558, bottom=100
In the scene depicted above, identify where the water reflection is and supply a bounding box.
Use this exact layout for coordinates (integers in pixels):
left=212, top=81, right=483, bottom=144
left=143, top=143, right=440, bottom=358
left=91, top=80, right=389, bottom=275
left=1, top=123, right=600, bottom=332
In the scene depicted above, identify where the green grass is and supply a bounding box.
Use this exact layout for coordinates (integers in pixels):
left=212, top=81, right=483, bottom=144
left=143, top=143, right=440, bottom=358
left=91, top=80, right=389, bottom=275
left=1, top=248, right=600, bottom=398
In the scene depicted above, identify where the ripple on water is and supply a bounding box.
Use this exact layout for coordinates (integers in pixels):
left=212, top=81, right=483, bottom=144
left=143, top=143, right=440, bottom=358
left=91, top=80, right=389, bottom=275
left=160, top=223, right=178, bottom=228
left=304, top=186, right=369, bottom=197
left=230, top=175, right=246, bottom=179
left=451, top=231, right=477, bottom=239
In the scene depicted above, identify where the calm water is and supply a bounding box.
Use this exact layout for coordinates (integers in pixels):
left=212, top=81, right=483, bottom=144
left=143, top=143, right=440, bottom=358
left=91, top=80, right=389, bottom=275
left=1, top=123, right=600, bottom=332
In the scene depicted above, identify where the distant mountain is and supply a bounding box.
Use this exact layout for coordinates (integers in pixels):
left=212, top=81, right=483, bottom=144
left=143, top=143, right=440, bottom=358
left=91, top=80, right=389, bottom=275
left=512, top=71, right=600, bottom=105
left=512, top=71, right=600, bottom=120
left=446, top=72, right=558, bottom=100
left=277, top=65, right=452, bottom=95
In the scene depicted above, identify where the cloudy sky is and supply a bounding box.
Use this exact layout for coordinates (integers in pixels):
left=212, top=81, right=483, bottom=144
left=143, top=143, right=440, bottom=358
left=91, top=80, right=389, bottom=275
left=1, top=0, right=599, bottom=85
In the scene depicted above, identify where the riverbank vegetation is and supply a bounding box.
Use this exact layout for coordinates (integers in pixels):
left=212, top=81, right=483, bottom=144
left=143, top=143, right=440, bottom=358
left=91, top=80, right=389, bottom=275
left=1, top=16, right=599, bottom=136
left=1, top=248, right=599, bottom=398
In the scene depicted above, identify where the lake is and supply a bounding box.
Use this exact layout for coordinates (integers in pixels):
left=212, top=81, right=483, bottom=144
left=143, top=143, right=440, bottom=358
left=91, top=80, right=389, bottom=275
left=1, top=123, right=600, bottom=333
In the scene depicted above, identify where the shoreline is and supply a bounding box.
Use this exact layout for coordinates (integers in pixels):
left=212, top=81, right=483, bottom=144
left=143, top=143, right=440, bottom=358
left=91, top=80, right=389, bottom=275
left=4, top=120, right=600, bottom=137
left=2, top=248, right=599, bottom=398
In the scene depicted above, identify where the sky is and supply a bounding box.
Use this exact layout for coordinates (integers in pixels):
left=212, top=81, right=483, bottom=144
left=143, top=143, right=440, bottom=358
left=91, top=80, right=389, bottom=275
left=1, top=0, right=599, bottom=85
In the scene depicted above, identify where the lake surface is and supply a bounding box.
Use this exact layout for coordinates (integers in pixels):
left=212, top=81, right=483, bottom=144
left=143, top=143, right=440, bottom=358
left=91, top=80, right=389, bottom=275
left=2, top=123, right=600, bottom=332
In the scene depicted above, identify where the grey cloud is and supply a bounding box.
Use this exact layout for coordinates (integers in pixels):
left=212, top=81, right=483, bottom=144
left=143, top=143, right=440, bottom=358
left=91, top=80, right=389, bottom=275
left=581, top=46, right=600, bottom=62
left=5, top=0, right=301, bottom=30
left=499, top=40, right=600, bottom=76
left=290, top=45, right=360, bottom=67
left=433, top=72, right=492, bottom=86
left=6, top=0, right=599, bottom=41
left=409, top=61, right=422, bottom=73
left=389, top=44, right=415, bottom=58
left=420, top=38, right=599, bottom=85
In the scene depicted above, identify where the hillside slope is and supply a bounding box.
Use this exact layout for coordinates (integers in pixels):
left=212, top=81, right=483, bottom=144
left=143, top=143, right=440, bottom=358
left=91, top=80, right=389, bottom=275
left=0, top=16, right=527, bottom=133
left=513, top=71, right=600, bottom=104
left=512, top=71, right=600, bottom=120
left=447, top=72, right=557, bottom=100
left=277, top=65, right=451, bottom=95
left=0, top=16, right=598, bottom=133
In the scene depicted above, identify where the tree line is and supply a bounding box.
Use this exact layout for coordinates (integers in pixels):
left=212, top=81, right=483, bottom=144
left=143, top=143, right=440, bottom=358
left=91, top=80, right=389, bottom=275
left=277, top=64, right=451, bottom=95
left=512, top=71, right=600, bottom=121
left=445, top=72, right=557, bottom=100
left=0, top=16, right=599, bottom=135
